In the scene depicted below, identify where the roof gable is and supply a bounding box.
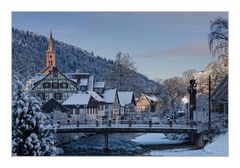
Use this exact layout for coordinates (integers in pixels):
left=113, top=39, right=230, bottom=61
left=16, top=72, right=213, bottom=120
left=118, top=91, right=135, bottom=106
left=42, top=98, right=69, bottom=113
left=102, top=89, right=118, bottom=103
left=32, top=67, right=79, bottom=90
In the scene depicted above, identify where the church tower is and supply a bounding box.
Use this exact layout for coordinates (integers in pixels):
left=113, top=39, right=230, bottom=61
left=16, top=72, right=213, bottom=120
left=41, top=30, right=56, bottom=74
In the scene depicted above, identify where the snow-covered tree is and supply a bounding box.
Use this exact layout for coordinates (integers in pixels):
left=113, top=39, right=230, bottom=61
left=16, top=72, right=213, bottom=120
left=108, top=51, right=139, bottom=91
left=12, top=76, right=56, bottom=156
left=208, top=17, right=228, bottom=58
left=157, top=77, right=186, bottom=118
left=182, top=69, right=197, bottom=85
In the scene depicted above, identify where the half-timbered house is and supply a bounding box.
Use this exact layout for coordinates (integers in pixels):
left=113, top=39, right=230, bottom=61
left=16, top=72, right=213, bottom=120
left=32, top=67, right=79, bottom=104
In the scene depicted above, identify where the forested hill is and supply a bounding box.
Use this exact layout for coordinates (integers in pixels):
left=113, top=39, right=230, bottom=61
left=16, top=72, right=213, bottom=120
left=12, top=28, right=158, bottom=95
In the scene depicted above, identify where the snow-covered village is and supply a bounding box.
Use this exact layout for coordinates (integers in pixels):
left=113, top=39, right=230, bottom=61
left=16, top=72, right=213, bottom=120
left=12, top=12, right=228, bottom=156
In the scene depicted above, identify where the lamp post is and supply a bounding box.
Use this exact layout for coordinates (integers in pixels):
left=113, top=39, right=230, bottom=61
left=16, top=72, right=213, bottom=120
left=76, top=104, right=80, bottom=127
left=208, top=76, right=211, bottom=131
left=84, top=105, right=87, bottom=125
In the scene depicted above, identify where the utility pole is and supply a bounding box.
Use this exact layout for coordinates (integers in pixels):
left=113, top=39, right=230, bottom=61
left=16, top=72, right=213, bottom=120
left=208, top=75, right=211, bottom=131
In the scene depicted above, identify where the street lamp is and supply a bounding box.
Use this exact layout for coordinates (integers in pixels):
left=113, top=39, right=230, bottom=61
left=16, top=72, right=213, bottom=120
left=84, top=105, right=87, bottom=125
left=76, top=104, right=80, bottom=127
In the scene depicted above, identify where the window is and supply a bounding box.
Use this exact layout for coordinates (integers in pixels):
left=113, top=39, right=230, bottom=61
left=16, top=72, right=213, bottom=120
left=38, top=93, right=45, bottom=100
left=53, top=71, right=58, bottom=78
left=54, top=93, right=62, bottom=100
left=105, top=104, right=108, bottom=110
left=61, top=82, right=68, bottom=88
left=52, top=82, right=59, bottom=89
left=69, top=108, right=73, bottom=114
left=75, top=108, right=79, bottom=115
left=43, top=82, right=51, bottom=88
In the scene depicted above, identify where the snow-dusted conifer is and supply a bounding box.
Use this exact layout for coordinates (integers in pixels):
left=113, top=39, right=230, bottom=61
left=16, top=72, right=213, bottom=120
left=12, top=76, right=56, bottom=156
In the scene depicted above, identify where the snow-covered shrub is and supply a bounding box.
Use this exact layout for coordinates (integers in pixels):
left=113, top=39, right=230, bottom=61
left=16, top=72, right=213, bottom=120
left=12, top=77, right=56, bottom=156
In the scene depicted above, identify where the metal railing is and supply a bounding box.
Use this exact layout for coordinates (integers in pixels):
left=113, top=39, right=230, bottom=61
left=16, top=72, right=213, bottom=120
left=55, top=119, right=199, bottom=129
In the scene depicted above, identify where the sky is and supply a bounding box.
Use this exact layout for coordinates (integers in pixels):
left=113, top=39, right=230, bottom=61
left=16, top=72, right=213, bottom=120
left=12, top=12, right=228, bottom=80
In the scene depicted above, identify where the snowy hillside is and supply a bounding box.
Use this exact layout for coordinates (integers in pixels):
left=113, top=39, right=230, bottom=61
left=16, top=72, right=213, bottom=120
left=12, top=28, right=158, bottom=95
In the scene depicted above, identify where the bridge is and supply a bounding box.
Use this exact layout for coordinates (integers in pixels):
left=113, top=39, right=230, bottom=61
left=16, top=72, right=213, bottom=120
left=55, top=121, right=205, bottom=151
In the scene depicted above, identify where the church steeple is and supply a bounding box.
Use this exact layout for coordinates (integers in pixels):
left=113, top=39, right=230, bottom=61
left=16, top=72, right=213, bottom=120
left=41, top=30, right=57, bottom=74
left=47, top=30, right=55, bottom=52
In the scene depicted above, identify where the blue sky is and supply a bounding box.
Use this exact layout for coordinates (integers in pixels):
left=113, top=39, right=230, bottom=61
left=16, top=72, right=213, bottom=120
left=12, top=12, right=228, bottom=79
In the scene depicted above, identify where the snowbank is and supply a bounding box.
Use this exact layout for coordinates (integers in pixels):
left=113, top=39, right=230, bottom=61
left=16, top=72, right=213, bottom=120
left=149, top=132, right=228, bottom=156
left=132, top=133, right=186, bottom=145
left=203, top=132, right=228, bottom=156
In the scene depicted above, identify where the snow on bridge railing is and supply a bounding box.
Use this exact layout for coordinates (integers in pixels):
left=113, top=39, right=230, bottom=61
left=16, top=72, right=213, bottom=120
left=54, top=119, right=199, bottom=130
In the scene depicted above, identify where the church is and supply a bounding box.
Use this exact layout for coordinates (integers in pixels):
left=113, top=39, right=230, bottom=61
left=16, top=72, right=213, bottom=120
left=31, top=31, right=136, bottom=123
left=32, top=31, right=79, bottom=104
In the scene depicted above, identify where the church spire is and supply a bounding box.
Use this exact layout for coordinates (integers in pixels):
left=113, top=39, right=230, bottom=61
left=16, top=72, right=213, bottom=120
left=41, top=30, right=57, bottom=74
left=47, top=30, right=55, bottom=52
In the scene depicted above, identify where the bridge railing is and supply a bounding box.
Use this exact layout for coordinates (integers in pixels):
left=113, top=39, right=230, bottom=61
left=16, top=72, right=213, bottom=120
left=54, top=119, right=199, bottom=129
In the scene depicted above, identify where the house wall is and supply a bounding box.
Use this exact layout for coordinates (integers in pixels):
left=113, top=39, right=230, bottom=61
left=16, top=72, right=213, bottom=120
left=137, top=96, right=151, bottom=112
left=67, top=107, right=102, bottom=123
left=33, top=70, right=78, bottom=104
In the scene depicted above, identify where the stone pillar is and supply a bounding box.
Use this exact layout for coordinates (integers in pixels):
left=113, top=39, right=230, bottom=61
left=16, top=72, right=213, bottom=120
left=103, top=133, right=109, bottom=151
left=190, top=133, right=204, bottom=148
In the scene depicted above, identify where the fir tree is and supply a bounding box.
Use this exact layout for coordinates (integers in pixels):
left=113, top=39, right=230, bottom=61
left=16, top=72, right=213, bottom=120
left=12, top=76, right=56, bottom=156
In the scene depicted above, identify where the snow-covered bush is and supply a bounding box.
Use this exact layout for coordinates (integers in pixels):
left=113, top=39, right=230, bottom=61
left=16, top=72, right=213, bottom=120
left=12, top=77, right=56, bottom=156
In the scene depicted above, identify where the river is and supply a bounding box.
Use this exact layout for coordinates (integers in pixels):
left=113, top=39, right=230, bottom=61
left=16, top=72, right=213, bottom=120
left=58, top=133, right=199, bottom=156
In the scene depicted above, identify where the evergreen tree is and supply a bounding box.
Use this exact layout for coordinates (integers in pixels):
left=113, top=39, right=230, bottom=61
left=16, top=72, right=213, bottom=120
left=12, top=76, right=56, bottom=156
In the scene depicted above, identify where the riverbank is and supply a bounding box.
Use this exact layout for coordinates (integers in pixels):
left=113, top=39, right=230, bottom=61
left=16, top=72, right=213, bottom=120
left=138, top=132, right=228, bottom=156
left=58, top=132, right=228, bottom=156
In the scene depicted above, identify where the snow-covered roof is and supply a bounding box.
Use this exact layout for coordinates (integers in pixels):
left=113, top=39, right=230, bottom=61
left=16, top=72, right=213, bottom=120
left=69, top=78, right=78, bottom=83
left=118, top=91, right=134, bottom=106
left=79, top=78, right=88, bottom=86
left=145, top=94, right=158, bottom=102
left=211, top=75, right=228, bottom=102
left=62, top=93, right=90, bottom=106
left=94, top=81, right=105, bottom=88
left=32, top=73, right=46, bottom=85
left=66, top=72, right=90, bottom=76
left=87, top=91, right=105, bottom=102
left=102, top=89, right=117, bottom=103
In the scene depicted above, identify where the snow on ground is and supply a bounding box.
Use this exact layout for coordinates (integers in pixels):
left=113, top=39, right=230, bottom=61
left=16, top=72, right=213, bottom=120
left=203, top=132, right=228, bottom=156
left=132, top=133, right=186, bottom=145
left=131, top=132, right=228, bottom=156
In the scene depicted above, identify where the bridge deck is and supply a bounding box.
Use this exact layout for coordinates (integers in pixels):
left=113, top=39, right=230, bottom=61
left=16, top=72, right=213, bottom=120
left=56, top=124, right=200, bottom=134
